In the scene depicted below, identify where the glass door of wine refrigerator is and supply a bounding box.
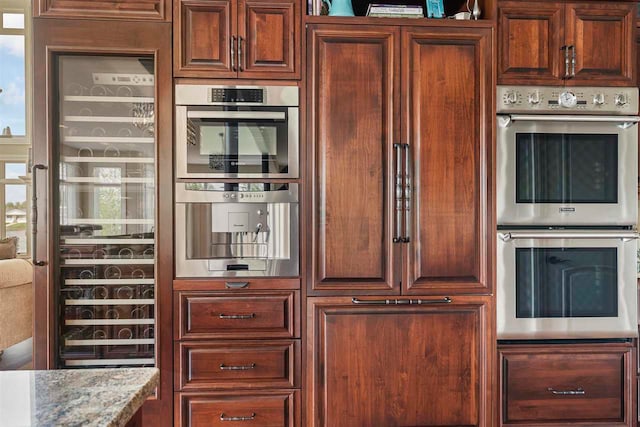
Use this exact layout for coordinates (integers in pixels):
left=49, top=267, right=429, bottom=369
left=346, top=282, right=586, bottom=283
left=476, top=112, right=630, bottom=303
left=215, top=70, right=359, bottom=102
left=55, top=55, right=156, bottom=368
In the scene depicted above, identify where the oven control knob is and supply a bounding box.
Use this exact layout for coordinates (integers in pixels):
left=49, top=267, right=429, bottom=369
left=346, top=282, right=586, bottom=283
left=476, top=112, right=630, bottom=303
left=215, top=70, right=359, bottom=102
left=614, top=93, right=628, bottom=107
left=559, top=91, right=577, bottom=108
left=593, top=93, right=605, bottom=106
left=504, top=91, right=519, bottom=105
left=528, top=91, right=541, bottom=105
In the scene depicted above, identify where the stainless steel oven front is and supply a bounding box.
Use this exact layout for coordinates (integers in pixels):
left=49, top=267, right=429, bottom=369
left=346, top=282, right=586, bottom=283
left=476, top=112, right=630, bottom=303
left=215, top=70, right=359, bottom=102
left=497, top=86, right=639, bottom=226
left=175, top=84, right=299, bottom=179
left=497, top=230, right=638, bottom=339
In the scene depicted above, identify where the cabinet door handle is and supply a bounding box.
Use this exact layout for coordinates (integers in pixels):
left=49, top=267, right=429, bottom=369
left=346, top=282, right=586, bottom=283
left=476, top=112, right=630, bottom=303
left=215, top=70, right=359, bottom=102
left=352, top=297, right=452, bottom=305
left=393, top=143, right=403, bottom=243
left=220, top=413, right=256, bottom=421
left=31, top=164, right=48, bottom=267
left=402, top=143, right=411, bottom=243
left=238, top=36, right=244, bottom=72
left=547, top=387, right=585, bottom=396
left=220, top=363, right=256, bottom=370
left=569, top=45, right=576, bottom=77
left=225, top=281, right=249, bottom=289
left=561, top=45, right=568, bottom=78
left=218, top=313, right=255, bottom=319
left=231, top=35, right=237, bottom=72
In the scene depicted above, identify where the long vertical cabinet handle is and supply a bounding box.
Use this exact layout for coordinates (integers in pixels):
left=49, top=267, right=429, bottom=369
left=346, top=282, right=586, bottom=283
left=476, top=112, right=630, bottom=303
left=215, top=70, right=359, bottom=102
left=231, top=35, right=237, bottom=72
left=570, top=45, right=576, bottom=78
left=402, top=144, right=411, bottom=243
left=31, top=164, right=48, bottom=267
left=238, top=36, right=244, bottom=72
left=393, top=143, right=403, bottom=243
left=561, top=45, right=569, bottom=78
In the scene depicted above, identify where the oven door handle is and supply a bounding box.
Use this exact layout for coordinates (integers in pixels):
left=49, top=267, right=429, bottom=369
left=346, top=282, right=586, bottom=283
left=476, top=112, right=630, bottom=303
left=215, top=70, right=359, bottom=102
left=499, top=231, right=640, bottom=242
left=186, top=111, right=286, bottom=120
left=500, top=114, right=640, bottom=126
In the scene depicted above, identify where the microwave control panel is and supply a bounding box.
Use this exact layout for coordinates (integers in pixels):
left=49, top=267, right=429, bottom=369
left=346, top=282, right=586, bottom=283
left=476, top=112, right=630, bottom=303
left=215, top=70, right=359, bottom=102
left=497, top=85, right=639, bottom=115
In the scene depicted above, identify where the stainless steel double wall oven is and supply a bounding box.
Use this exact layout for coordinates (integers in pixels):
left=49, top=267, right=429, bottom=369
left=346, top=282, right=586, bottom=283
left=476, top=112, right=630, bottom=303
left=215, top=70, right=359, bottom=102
left=175, top=85, right=300, bottom=278
left=496, top=86, right=639, bottom=339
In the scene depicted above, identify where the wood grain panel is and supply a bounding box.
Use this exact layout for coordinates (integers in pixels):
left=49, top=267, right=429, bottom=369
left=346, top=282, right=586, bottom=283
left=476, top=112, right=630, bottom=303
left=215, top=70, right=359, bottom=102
left=498, top=1, right=564, bottom=85
left=176, top=391, right=299, bottom=427
left=174, top=0, right=236, bottom=77
left=308, top=25, right=400, bottom=293
left=308, top=296, right=492, bottom=426
left=34, top=0, right=169, bottom=20
left=565, top=2, right=635, bottom=86
left=239, top=0, right=299, bottom=78
left=175, top=340, right=299, bottom=390
left=403, top=28, right=491, bottom=295
left=499, top=343, right=634, bottom=426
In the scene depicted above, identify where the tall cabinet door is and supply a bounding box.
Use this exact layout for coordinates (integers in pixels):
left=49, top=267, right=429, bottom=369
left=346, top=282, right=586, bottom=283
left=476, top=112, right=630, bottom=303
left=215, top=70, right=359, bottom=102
left=237, top=0, right=300, bottom=79
left=307, top=296, right=492, bottom=426
left=307, top=25, right=401, bottom=294
left=33, top=19, right=173, bottom=426
left=565, top=2, right=635, bottom=86
left=402, top=28, right=493, bottom=295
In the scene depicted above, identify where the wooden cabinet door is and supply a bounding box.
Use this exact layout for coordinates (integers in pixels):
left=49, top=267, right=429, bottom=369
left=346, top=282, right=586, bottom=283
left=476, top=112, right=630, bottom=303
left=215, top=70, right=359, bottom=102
left=565, top=2, right=635, bottom=86
left=174, top=0, right=237, bottom=77
left=237, top=0, right=300, bottom=79
left=402, top=28, right=493, bottom=295
left=498, top=1, right=564, bottom=85
left=308, top=296, right=492, bottom=426
left=34, top=0, right=170, bottom=20
left=307, top=25, right=401, bottom=294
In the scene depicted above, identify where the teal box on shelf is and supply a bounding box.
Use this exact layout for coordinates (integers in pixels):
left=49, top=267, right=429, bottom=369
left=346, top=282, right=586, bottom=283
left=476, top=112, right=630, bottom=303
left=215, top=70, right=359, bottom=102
left=426, top=0, right=444, bottom=17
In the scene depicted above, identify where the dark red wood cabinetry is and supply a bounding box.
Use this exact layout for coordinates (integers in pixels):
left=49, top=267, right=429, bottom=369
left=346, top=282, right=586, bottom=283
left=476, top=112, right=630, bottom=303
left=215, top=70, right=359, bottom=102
left=499, top=1, right=635, bottom=86
left=174, top=0, right=300, bottom=78
left=33, top=0, right=171, bottom=21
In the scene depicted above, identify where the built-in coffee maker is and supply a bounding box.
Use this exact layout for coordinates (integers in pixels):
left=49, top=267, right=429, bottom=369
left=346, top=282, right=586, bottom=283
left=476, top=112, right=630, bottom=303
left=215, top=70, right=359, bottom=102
left=175, top=182, right=298, bottom=277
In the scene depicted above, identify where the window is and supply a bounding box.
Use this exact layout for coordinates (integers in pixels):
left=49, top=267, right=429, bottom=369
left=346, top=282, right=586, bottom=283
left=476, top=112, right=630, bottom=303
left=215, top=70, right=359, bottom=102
left=0, top=0, right=30, bottom=254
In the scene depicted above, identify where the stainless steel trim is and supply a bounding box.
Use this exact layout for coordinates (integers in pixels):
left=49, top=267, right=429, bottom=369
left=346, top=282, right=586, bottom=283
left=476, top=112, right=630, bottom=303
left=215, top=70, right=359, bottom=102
left=225, top=281, right=249, bottom=289
left=65, top=358, right=154, bottom=366
left=176, top=85, right=299, bottom=106
left=186, top=111, right=286, bottom=120
left=220, top=363, right=255, bottom=371
left=499, top=231, right=640, bottom=241
left=393, top=143, right=402, bottom=243
left=218, top=313, right=255, bottom=319
left=238, top=36, right=244, bottom=72
left=351, top=297, right=452, bottom=305
left=176, top=183, right=298, bottom=203
left=31, top=164, right=47, bottom=267
left=548, top=387, right=585, bottom=396
left=497, top=232, right=638, bottom=339
left=403, top=143, right=411, bottom=243
left=231, top=36, right=236, bottom=72
left=220, top=413, right=256, bottom=422
left=503, top=114, right=640, bottom=123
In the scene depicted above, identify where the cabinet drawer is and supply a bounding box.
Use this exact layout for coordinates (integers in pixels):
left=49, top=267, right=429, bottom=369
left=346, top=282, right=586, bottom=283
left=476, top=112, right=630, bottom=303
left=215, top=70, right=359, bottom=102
left=501, top=344, right=633, bottom=426
left=176, top=291, right=299, bottom=339
left=176, top=391, right=299, bottom=427
left=175, top=340, right=300, bottom=390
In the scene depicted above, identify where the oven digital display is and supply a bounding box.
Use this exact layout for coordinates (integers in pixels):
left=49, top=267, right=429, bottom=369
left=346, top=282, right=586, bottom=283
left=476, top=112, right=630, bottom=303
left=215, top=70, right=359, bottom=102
left=211, top=88, right=264, bottom=103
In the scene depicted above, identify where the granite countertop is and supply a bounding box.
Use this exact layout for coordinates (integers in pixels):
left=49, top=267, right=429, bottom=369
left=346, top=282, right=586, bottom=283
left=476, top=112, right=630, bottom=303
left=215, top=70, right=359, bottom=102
left=0, top=367, right=158, bottom=427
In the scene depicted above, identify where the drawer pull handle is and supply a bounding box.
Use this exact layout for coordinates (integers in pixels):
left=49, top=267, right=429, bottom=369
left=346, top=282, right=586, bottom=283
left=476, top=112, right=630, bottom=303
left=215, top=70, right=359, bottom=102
left=547, top=387, right=585, bottom=396
left=218, top=313, right=256, bottom=319
left=352, top=297, right=452, bottom=305
left=225, top=281, right=249, bottom=289
left=220, top=363, right=256, bottom=371
left=220, top=413, right=256, bottom=421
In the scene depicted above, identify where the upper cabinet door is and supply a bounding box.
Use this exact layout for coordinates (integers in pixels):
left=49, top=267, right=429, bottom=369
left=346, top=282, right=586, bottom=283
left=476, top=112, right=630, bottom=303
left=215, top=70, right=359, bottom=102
left=307, top=25, right=401, bottom=294
left=402, top=28, right=492, bottom=295
left=237, top=0, right=300, bottom=79
left=498, top=1, right=564, bottom=85
left=34, top=0, right=171, bottom=21
left=565, top=2, right=635, bottom=86
left=174, top=0, right=237, bottom=77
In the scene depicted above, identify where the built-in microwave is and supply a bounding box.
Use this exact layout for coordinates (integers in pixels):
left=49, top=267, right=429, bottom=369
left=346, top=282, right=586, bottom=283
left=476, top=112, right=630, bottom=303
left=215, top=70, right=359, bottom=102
left=497, top=86, right=639, bottom=226
left=175, top=85, right=299, bottom=179
left=497, top=230, right=638, bottom=339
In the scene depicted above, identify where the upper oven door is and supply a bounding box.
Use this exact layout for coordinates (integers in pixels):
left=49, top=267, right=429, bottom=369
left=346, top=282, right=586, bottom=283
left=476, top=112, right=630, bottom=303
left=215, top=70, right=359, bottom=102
left=497, top=115, right=638, bottom=226
left=176, top=105, right=299, bottom=179
left=497, top=230, right=638, bottom=339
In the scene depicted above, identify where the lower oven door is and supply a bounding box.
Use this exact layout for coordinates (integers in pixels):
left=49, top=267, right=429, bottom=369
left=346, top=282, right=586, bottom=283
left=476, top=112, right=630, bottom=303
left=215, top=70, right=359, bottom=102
left=497, top=230, right=638, bottom=339
left=497, top=114, right=638, bottom=226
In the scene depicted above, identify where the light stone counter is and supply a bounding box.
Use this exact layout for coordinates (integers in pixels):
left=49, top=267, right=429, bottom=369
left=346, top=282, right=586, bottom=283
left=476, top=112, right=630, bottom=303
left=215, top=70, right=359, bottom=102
left=0, top=367, right=158, bottom=427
